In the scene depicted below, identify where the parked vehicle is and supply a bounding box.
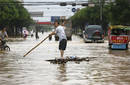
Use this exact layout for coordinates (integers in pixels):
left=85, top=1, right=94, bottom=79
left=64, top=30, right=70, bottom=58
left=64, top=23, right=72, bottom=40
left=83, top=25, right=104, bottom=43
left=108, top=25, right=130, bottom=50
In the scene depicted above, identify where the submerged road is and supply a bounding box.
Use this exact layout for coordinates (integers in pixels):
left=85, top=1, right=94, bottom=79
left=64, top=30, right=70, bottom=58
left=0, top=32, right=130, bottom=85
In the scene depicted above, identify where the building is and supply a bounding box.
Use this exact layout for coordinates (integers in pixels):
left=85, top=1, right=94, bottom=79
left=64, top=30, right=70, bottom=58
left=105, top=0, right=115, bottom=3
left=29, top=12, right=44, bottom=17
left=16, top=0, right=23, bottom=2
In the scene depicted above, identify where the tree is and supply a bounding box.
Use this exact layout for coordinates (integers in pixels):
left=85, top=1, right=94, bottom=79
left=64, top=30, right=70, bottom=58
left=0, top=0, right=19, bottom=27
left=70, top=0, right=130, bottom=35
left=71, top=5, right=103, bottom=31
left=109, top=0, right=130, bottom=25
left=0, top=0, right=33, bottom=37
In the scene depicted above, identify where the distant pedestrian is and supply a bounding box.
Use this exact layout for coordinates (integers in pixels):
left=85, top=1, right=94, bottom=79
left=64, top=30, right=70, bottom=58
left=42, top=30, right=44, bottom=34
left=35, top=32, right=39, bottom=39
left=23, top=30, right=28, bottom=39
left=31, top=30, right=34, bottom=37
left=0, top=27, right=8, bottom=40
left=0, top=27, right=8, bottom=46
left=49, top=21, right=67, bottom=59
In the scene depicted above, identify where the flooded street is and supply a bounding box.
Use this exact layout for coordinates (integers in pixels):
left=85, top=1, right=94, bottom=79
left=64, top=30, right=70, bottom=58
left=0, top=32, right=130, bottom=85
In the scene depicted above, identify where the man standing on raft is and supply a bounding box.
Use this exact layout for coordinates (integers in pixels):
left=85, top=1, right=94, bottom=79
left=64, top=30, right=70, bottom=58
left=49, top=21, right=67, bottom=59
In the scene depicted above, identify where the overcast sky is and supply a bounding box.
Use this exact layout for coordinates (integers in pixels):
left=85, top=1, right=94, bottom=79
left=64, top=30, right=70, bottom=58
left=23, top=0, right=86, bottom=22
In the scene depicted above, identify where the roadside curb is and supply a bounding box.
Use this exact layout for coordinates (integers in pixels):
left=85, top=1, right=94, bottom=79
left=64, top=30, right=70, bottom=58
left=8, top=38, right=24, bottom=42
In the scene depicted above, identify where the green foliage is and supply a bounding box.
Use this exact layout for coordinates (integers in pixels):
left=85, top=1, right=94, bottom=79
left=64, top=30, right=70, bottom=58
left=70, top=0, right=130, bottom=33
left=14, top=3, right=33, bottom=27
left=71, top=5, right=102, bottom=30
left=0, top=0, right=33, bottom=28
left=109, top=0, right=130, bottom=25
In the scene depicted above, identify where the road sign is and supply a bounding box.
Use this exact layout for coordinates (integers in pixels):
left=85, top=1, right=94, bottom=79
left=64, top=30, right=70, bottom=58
left=51, top=16, right=60, bottom=23
left=72, top=8, right=76, bottom=12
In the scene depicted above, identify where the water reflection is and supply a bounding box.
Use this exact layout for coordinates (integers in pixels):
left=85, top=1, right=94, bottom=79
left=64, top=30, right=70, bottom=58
left=0, top=55, right=17, bottom=85
left=0, top=33, right=130, bottom=85
left=57, top=64, right=67, bottom=82
left=109, top=49, right=130, bottom=57
left=0, top=56, right=10, bottom=72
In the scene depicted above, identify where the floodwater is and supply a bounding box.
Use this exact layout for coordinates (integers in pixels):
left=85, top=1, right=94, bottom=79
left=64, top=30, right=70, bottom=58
left=0, top=32, right=130, bottom=85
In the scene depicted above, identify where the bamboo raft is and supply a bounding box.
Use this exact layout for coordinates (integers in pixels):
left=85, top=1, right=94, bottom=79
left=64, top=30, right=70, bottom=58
left=46, top=56, right=95, bottom=64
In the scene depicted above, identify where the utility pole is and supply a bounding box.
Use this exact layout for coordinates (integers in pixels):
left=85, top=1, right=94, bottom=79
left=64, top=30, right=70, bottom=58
left=89, top=0, right=103, bottom=24
left=99, top=0, right=103, bottom=24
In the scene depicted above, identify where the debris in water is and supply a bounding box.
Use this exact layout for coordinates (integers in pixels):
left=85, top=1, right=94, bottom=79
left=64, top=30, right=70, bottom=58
left=46, top=56, right=91, bottom=64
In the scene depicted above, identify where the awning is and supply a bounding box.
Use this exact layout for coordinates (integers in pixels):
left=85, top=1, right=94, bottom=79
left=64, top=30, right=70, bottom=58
left=110, top=25, right=130, bottom=30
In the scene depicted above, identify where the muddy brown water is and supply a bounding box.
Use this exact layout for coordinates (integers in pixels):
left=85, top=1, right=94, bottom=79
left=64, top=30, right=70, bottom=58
left=0, top=32, right=130, bottom=85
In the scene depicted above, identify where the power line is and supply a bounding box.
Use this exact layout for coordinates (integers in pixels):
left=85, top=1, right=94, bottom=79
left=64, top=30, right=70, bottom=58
left=0, top=1, right=115, bottom=6
left=0, top=1, right=89, bottom=6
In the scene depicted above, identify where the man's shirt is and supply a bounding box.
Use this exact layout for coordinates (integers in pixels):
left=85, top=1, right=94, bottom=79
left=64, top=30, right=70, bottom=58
left=56, top=25, right=67, bottom=41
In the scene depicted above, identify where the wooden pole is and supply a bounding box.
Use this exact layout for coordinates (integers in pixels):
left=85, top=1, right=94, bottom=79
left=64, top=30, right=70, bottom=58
left=23, top=35, right=49, bottom=57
